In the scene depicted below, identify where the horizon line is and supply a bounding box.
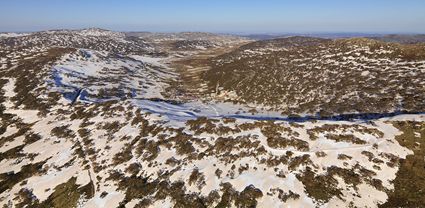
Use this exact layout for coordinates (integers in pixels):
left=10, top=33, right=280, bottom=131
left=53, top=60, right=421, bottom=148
left=1, top=27, right=424, bottom=36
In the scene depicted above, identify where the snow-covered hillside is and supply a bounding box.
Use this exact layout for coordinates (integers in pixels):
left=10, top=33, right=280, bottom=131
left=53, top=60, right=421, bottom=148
left=0, top=33, right=29, bottom=39
left=50, top=49, right=175, bottom=103
left=0, top=28, right=154, bottom=55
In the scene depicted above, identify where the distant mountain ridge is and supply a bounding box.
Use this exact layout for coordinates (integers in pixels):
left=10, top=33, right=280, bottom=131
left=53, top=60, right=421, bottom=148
left=371, top=34, right=425, bottom=44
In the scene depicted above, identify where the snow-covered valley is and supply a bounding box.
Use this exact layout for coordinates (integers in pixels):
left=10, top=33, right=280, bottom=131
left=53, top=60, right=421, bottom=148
left=0, top=28, right=424, bottom=208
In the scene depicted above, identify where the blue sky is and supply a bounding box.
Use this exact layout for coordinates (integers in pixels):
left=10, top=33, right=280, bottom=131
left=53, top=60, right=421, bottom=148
left=1, top=0, right=424, bottom=33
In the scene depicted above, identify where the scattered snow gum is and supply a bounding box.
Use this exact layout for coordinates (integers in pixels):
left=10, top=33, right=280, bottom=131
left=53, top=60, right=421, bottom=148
left=1, top=69, right=422, bottom=207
